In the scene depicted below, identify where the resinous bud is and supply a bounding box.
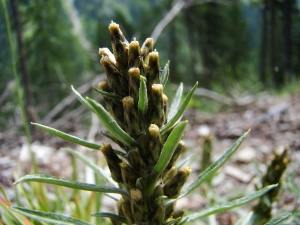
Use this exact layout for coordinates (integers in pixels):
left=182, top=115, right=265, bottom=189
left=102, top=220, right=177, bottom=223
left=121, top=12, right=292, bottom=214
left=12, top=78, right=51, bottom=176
left=128, top=38, right=141, bottom=68
left=146, top=50, right=160, bottom=87
left=100, top=55, right=126, bottom=94
left=120, top=161, right=137, bottom=191
left=128, top=147, right=147, bottom=172
left=130, top=188, right=148, bottom=222
left=162, top=166, right=177, bottom=183
left=164, top=166, right=191, bottom=198
left=122, top=96, right=142, bottom=137
left=141, top=38, right=153, bottom=63
left=98, top=81, right=111, bottom=92
left=151, top=83, right=163, bottom=95
left=148, top=84, right=164, bottom=127
left=109, top=22, right=129, bottom=69
left=100, top=143, right=123, bottom=183
left=148, top=124, right=163, bottom=164
left=128, top=67, right=141, bottom=102
left=152, top=184, right=164, bottom=200
left=99, top=47, right=116, bottom=64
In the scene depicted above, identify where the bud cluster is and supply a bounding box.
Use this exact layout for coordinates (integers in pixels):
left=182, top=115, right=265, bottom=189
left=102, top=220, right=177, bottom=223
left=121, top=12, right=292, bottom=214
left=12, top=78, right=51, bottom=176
left=98, top=22, right=190, bottom=224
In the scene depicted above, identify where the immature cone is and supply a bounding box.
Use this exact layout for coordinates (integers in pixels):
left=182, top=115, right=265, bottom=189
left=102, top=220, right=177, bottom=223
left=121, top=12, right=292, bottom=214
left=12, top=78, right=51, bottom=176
left=98, top=22, right=190, bottom=224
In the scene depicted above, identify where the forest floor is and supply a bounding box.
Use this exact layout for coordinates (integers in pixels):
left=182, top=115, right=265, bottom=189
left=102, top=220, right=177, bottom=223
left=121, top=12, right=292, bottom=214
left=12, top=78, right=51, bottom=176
left=0, top=90, right=300, bottom=224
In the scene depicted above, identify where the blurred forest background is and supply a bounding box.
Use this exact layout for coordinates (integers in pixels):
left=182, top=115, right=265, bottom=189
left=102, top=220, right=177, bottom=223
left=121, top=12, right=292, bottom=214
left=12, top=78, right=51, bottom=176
left=0, top=0, right=300, bottom=132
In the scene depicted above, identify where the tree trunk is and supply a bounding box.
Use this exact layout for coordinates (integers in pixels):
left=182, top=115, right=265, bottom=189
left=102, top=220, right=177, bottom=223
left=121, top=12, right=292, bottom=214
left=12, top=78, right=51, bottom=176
left=283, top=0, right=292, bottom=79
left=259, top=0, right=269, bottom=85
left=270, top=0, right=277, bottom=87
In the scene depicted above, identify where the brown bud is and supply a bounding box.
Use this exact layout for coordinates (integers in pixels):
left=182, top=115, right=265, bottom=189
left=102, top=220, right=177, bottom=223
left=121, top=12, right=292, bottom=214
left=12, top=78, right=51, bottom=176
left=109, top=22, right=129, bottom=69
left=131, top=188, right=148, bottom=222
left=128, top=147, right=147, bottom=172
left=99, top=47, right=116, bottom=64
left=150, top=203, right=165, bottom=225
left=140, top=38, right=153, bottom=62
left=148, top=124, right=163, bottom=165
left=152, top=184, right=164, bottom=200
left=120, top=161, right=138, bottom=191
left=148, top=84, right=164, bottom=127
left=98, top=81, right=111, bottom=92
left=128, top=39, right=141, bottom=68
left=151, top=84, right=163, bottom=96
left=122, top=96, right=143, bottom=137
left=128, top=67, right=141, bottom=102
left=100, top=56, right=127, bottom=95
left=121, top=200, right=134, bottom=224
left=164, top=167, right=191, bottom=198
left=145, top=50, right=160, bottom=87
left=131, top=188, right=143, bottom=202
left=162, top=166, right=177, bottom=184
left=100, top=143, right=123, bottom=183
